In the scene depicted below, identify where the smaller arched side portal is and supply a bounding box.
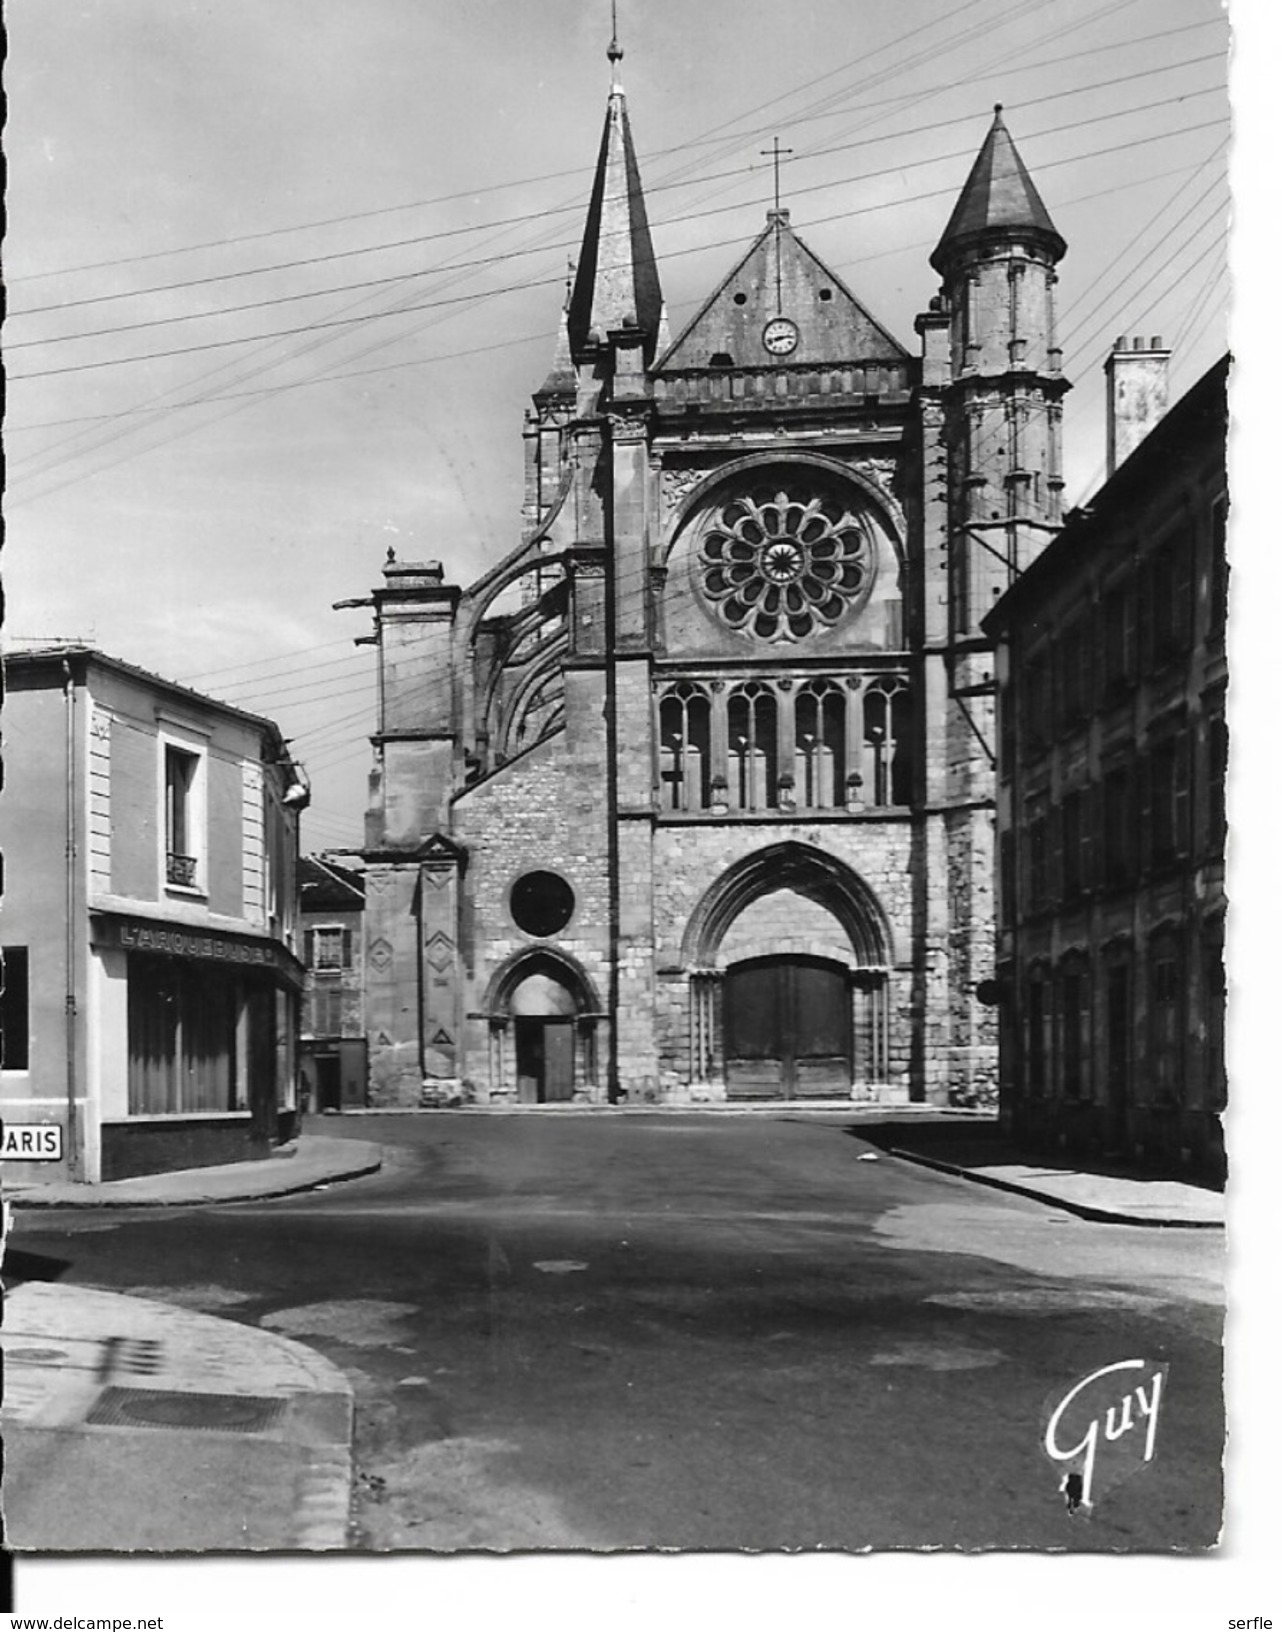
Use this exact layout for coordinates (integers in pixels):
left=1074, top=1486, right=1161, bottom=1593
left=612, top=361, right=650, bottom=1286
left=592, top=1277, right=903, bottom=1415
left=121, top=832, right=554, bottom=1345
left=681, top=844, right=896, bottom=1101
left=482, top=949, right=602, bottom=1105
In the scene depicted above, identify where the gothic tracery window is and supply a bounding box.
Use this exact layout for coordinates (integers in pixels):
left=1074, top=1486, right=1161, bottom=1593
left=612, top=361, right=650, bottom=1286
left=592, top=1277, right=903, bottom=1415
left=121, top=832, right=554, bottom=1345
left=727, top=684, right=779, bottom=810
left=659, top=683, right=712, bottom=811
left=794, top=682, right=845, bottom=808
left=699, top=483, right=874, bottom=642
left=863, top=679, right=912, bottom=806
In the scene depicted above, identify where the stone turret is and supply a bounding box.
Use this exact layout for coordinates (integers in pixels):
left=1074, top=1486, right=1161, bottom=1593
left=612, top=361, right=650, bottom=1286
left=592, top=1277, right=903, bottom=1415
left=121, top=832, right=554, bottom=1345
left=932, top=105, right=1069, bottom=632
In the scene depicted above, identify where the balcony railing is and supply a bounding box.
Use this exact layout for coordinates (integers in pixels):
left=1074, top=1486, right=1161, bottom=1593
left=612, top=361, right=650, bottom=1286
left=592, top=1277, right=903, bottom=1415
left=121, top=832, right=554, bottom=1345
left=167, top=851, right=198, bottom=887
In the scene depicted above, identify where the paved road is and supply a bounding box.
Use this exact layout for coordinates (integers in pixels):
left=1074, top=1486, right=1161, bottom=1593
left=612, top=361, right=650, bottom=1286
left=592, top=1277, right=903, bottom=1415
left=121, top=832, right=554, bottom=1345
left=10, top=1113, right=1224, bottom=1552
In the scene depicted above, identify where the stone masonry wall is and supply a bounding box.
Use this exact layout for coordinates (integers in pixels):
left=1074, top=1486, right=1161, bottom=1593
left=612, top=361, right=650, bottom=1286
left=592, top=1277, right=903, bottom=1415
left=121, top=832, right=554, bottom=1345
left=650, top=819, right=919, bottom=1099
left=451, top=669, right=611, bottom=1100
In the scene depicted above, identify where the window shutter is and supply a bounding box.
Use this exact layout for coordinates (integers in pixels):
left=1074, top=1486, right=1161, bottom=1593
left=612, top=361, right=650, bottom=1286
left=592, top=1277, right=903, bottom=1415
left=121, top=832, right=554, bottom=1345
left=305, top=928, right=315, bottom=968
left=1136, top=753, right=1153, bottom=877
left=1173, top=532, right=1194, bottom=652
left=342, top=928, right=353, bottom=968
left=1174, top=733, right=1192, bottom=856
left=1081, top=782, right=1097, bottom=894
left=1136, top=561, right=1154, bottom=674
left=1122, top=585, right=1138, bottom=684
left=1050, top=801, right=1064, bottom=905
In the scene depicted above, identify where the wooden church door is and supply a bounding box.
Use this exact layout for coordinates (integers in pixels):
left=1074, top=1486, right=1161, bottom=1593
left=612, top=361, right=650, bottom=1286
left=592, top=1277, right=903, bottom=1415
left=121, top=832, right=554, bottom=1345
left=724, top=956, right=852, bottom=1099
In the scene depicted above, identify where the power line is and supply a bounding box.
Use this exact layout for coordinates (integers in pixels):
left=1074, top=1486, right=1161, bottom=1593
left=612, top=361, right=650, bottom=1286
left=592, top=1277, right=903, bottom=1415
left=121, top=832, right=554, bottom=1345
left=9, top=52, right=1223, bottom=342
left=12, top=11, right=1223, bottom=291
left=5, top=149, right=1218, bottom=440
left=7, top=104, right=1228, bottom=386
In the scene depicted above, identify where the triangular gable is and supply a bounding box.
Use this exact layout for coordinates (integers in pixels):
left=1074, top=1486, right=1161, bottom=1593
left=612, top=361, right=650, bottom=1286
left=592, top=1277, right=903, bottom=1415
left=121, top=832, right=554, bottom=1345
left=656, top=215, right=908, bottom=373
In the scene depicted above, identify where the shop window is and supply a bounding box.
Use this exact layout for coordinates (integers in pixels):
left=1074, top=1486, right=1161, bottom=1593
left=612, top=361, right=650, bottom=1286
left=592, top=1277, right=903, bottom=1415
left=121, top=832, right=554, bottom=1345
left=1, top=946, right=30, bottom=1072
left=127, top=955, right=246, bottom=1115
left=659, top=684, right=712, bottom=811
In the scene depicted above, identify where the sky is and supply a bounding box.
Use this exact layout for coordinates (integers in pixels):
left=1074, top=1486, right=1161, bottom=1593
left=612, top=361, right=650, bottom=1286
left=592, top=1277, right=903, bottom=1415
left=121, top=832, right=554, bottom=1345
left=5, top=0, right=1234, bottom=853
left=4, top=5, right=1278, bottom=1614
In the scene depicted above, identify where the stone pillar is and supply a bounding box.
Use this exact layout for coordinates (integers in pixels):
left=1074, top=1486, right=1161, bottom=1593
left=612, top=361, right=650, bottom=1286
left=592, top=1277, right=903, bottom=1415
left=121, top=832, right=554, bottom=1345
left=419, top=845, right=463, bottom=1102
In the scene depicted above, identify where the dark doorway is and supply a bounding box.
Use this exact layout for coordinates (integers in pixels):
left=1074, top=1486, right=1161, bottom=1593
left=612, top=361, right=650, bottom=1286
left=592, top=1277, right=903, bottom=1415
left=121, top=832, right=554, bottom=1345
left=724, top=955, right=852, bottom=1099
left=515, top=1018, right=575, bottom=1104
left=315, top=1055, right=342, bottom=1113
left=1105, top=962, right=1131, bottom=1152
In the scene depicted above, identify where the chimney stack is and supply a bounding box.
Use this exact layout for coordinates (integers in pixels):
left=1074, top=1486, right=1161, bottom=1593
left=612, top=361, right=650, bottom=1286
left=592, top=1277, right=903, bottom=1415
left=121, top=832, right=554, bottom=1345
left=1104, top=335, right=1171, bottom=476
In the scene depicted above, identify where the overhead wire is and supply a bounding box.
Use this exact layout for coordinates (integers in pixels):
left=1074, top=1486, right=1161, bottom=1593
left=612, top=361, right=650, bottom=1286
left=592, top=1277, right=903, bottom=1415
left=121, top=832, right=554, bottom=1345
left=9, top=10, right=1223, bottom=292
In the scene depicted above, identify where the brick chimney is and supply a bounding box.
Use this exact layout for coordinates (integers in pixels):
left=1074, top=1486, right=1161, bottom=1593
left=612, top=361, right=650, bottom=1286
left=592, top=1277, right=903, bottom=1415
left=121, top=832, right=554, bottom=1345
left=1104, top=335, right=1171, bottom=475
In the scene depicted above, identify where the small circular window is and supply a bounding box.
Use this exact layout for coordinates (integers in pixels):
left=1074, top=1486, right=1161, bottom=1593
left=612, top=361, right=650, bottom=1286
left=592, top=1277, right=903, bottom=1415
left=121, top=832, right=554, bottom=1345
left=510, top=871, right=575, bottom=937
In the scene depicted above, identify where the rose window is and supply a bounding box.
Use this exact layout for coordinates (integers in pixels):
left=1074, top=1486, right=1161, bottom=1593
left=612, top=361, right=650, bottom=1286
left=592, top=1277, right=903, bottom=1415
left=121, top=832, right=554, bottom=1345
left=698, top=487, right=874, bottom=641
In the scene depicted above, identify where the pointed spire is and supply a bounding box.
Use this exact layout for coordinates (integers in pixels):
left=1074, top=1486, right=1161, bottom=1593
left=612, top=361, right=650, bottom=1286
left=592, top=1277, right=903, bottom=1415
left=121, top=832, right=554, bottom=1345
left=931, top=105, right=1066, bottom=275
left=608, top=0, right=623, bottom=89
left=536, top=279, right=577, bottom=402
left=566, top=27, right=664, bottom=367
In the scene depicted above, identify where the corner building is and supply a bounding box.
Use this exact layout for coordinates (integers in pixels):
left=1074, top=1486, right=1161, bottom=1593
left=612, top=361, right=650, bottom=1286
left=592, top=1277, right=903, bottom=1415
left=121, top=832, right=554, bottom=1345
left=354, top=67, right=1070, bottom=1109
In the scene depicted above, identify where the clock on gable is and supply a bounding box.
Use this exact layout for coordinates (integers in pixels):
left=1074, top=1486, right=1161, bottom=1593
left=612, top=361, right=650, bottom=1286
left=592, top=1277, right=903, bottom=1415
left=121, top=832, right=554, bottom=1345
left=762, top=317, right=799, bottom=356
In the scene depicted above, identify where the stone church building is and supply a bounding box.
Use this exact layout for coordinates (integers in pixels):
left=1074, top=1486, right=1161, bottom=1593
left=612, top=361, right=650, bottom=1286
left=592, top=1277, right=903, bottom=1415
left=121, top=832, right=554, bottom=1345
left=348, top=47, right=1070, bottom=1109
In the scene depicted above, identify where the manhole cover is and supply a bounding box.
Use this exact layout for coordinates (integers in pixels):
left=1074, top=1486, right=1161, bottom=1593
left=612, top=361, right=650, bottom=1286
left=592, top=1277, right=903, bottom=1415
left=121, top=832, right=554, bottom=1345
left=6, top=1347, right=70, bottom=1366
left=87, top=1386, right=286, bottom=1434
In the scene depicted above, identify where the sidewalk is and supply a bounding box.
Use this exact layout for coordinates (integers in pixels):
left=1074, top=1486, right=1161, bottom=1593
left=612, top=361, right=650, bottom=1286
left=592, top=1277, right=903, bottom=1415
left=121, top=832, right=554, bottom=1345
left=4, top=1132, right=382, bottom=1209
left=0, top=1281, right=355, bottom=1551
left=857, top=1116, right=1225, bottom=1227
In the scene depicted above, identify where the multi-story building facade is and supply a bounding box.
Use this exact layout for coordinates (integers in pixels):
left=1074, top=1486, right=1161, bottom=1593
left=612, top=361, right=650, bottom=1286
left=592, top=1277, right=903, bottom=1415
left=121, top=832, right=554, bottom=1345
left=340, top=54, right=1074, bottom=1110
left=298, top=855, right=368, bottom=1112
left=0, top=647, right=308, bottom=1182
left=984, top=352, right=1228, bottom=1176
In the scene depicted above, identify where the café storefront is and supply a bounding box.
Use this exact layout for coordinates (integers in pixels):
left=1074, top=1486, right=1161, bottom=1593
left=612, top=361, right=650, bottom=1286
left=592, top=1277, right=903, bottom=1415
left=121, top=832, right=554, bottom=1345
left=88, top=912, right=305, bottom=1181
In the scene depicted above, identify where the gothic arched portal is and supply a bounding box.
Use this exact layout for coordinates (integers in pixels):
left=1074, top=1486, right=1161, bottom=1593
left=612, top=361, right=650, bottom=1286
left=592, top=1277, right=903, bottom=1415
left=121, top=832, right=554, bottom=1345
left=682, top=844, right=894, bottom=1099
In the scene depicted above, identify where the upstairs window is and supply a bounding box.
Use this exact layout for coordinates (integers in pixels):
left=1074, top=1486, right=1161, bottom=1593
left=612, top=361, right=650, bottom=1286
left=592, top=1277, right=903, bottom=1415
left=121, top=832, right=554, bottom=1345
left=308, top=927, right=353, bottom=971
left=1, top=947, right=30, bottom=1072
left=1148, top=731, right=1191, bottom=870
left=1102, top=582, right=1136, bottom=698
left=1102, top=764, right=1134, bottom=890
left=1143, top=532, right=1194, bottom=672
left=1057, top=619, right=1090, bottom=728
left=1209, top=494, right=1229, bottom=636
left=164, top=745, right=202, bottom=891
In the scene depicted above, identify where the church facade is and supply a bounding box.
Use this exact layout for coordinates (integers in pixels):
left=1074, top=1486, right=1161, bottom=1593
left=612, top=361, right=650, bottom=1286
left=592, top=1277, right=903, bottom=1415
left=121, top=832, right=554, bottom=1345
left=346, top=56, right=1070, bottom=1110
